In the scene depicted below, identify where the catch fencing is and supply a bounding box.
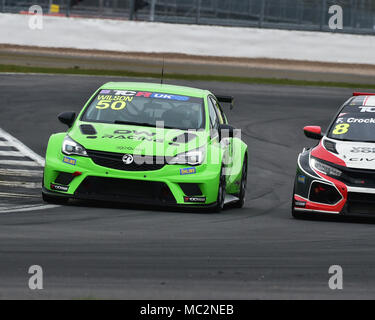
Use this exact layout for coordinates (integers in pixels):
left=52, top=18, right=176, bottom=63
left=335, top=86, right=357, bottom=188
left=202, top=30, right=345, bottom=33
left=2, top=0, right=374, bottom=34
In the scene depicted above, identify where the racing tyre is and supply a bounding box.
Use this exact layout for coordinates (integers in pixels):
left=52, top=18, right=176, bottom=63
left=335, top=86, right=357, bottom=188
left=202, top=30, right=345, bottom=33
left=42, top=192, right=69, bottom=205
left=234, top=155, right=247, bottom=208
left=213, top=168, right=226, bottom=213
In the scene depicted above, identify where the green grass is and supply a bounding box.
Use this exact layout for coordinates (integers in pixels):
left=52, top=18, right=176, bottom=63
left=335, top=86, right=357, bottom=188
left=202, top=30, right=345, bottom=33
left=1, top=64, right=375, bottom=89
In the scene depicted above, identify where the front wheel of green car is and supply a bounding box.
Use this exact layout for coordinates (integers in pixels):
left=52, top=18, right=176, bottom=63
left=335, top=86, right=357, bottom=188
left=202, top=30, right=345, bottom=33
left=234, top=157, right=247, bottom=208
left=42, top=192, right=69, bottom=205
left=213, top=168, right=226, bottom=213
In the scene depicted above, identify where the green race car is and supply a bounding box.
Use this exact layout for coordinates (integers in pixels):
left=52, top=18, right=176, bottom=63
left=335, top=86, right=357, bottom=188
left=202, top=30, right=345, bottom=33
left=42, top=82, right=248, bottom=212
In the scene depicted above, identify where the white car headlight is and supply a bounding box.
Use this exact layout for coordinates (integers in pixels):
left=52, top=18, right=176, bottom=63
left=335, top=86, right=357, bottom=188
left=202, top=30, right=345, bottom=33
left=62, top=136, right=87, bottom=156
left=311, top=158, right=342, bottom=177
left=169, top=147, right=205, bottom=166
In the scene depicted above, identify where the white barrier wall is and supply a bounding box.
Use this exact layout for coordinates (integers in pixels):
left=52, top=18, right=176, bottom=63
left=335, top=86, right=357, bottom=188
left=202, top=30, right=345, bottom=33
left=1, top=13, right=374, bottom=64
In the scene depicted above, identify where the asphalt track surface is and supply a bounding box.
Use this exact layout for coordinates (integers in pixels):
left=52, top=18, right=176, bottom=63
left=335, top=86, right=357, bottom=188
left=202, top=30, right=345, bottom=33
left=1, top=74, right=375, bottom=299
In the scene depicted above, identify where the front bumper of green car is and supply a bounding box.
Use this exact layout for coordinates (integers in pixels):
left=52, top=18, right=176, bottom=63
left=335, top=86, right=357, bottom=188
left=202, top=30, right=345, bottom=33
left=43, top=148, right=221, bottom=207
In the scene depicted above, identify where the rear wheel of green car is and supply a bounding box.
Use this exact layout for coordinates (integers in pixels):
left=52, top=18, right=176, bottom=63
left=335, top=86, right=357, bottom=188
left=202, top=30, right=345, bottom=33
left=213, top=168, right=226, bottom=213
left=234, top=156, right=248, bottom=208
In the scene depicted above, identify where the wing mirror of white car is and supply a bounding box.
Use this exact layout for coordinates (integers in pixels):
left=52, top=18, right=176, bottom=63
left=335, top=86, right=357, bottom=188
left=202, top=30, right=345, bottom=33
left=304, top=126, right=322, bottom=140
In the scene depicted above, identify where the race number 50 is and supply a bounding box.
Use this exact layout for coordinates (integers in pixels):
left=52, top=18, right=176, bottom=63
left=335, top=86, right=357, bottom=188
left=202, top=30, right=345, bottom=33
left=96, top=100, right=127, bottom=110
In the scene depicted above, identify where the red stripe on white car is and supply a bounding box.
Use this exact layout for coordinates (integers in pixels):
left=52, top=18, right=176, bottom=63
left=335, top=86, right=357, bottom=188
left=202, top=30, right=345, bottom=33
left=294, top=193, right=346, bottom=213
left=311, top=140, right=346, bottom=167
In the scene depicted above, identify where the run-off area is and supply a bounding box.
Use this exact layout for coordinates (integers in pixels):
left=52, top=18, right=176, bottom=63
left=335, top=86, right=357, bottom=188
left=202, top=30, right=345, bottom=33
left=0, top=127, right=57, bottom=213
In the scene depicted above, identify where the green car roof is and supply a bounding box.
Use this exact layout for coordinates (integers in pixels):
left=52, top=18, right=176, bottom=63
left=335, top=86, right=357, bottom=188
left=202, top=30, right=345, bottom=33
left=100, top=82, right=210, bottom=98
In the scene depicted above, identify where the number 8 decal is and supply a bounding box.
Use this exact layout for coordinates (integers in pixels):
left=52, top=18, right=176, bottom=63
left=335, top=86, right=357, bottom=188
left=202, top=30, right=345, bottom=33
left=332, top=123, right=350, bottom=135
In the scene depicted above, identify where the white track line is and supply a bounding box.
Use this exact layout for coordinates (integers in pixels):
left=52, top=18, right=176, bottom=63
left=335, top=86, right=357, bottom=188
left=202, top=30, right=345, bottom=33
left=0, top=168, right=43, bottom=177
left=0, top=204, right=59, bottom=214
left=0, top=192, right=40, bottom=198
left=0, top=127, right=44, bottom=166
left=0, top=150, right=24, bottom=157
left=0, top=181, right=41, bottom=189
left=0, top=127, right=58, bottom=214
left=0, top=160, right=40, bottom=166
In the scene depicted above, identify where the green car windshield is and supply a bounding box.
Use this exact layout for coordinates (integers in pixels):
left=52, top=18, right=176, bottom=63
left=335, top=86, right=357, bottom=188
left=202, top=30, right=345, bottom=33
left=81, top=89, right=205, bottom=130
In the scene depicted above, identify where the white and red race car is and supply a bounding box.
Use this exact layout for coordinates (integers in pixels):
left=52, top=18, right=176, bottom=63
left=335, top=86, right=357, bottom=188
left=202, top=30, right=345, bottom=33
left=293, top=92, right=375, bottom=218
